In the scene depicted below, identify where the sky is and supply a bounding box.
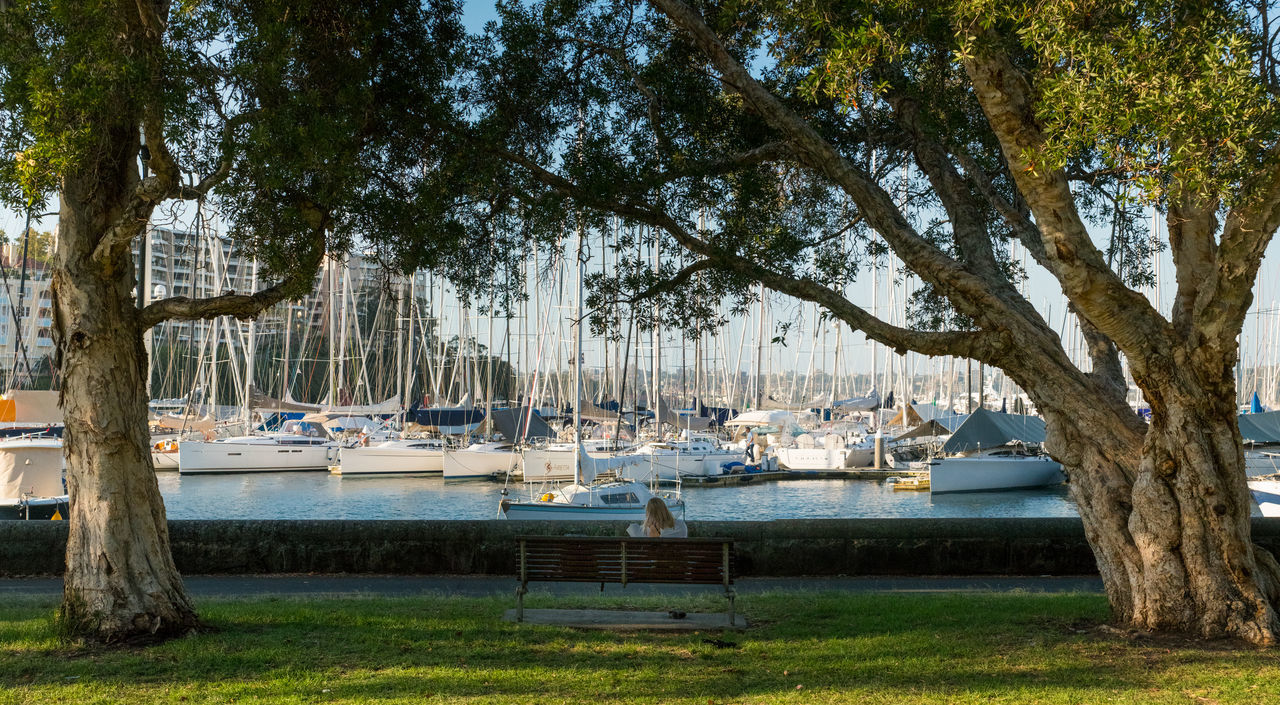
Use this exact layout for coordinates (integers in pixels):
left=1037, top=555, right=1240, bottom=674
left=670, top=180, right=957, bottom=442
left=5, top=1, right=1280, bottom=405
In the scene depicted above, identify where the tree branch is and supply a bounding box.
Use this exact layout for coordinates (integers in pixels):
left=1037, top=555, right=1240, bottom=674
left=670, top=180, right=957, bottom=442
left=887, top=90, right=1006, bottom=286
left=138, top=225, right=326, bottom=330
left=653, top=140, right=793, bottom=182
left=1199, top=151, right=1280, bottom=347
left=94, top=110, right=253, bottom=266
left=646, top=0, right=1015, bottom=334
left=1166, top=189, right=1219, bottom=335
left=492, top=139, right=1000, bottom=361
left=962, top=44, right=1173, bottom=374
left=566, top=35, right=674, bottom=157
left=627, top=257, right=716, bottom=303
left=1072, top=302, right=1127, bottom=396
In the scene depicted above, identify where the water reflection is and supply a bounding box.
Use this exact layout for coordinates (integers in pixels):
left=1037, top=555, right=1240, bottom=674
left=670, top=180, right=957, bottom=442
left=156, top=473, right=1079, bottom=521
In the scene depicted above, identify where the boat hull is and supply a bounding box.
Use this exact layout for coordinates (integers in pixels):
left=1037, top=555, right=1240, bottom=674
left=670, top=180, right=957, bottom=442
left=1249, top=480, right=1280, bottom=517
left=776, top=447, right=848, bottom=471
left=178, top=440, right=335, bottom=474
left=499, top=502, right=654, bottom=521
left=335, top=445, right=443, bottom=475
left=0, top=496, right=68, bottom=520
left=501, top=494, right=684, bottom=521
left=616, top=451, right=746, bottom=480
left=442, top=448, right=517, bottom=479
left=929, top=456, right=1064, bottom=494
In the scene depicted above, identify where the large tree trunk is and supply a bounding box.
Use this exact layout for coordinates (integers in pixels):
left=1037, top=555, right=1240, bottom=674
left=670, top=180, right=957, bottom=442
left=53, top=123, right=199, bottom=643
left=1030, top=362, right=1280, bottom=643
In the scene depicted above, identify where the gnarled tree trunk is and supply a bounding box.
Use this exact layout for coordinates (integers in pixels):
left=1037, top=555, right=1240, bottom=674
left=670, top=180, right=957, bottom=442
left=1019, top=352, right=1280, bottom=643
left=53, top=122, right=198, bottom=643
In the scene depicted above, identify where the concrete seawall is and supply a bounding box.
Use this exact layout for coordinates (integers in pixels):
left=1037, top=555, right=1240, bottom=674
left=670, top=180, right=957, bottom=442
left=4, top=518, right=1280, bottom=577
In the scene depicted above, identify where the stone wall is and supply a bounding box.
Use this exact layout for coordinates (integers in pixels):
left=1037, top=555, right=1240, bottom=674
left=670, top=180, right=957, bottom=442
left=2, top=518, right=1278, bottom=577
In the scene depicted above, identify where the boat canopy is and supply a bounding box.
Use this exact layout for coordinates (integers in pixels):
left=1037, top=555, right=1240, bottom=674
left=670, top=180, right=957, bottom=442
left=833, top=390, right=881, bottom=412
left=0, top=390, right=61, bottom=424
left=758, top=392, right=827, bottom=412
left=490, top=407, right=556, bottom=442
left=407, top=407, right=485, bottom=431
left=0, top=441, right=63, bottom=500
left=886, top=404, right=925, bottom=427
left=279, top=389, right=401, bottom=415
left=577, top=399, right=625, bottom=424
left=894, top=418, right=955, bottom=442
left=1238, top=410, right=1280, bottom=444
left=248, top=385, right=316, bottom=413
left=724, top=409, right=797, bottom=428
left=151, top=413, right=217, bottom=433
left=941, top=407, right=1047, bottom=454
left=656, top=398, right=713, bottom=432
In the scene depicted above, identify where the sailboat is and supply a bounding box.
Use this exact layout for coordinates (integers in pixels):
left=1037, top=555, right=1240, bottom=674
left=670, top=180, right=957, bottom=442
left=499, top=219, right=683, bottom=519
left=499, top=443, right=683, bottom=520
left=925, top=408, right=1064, bottom=493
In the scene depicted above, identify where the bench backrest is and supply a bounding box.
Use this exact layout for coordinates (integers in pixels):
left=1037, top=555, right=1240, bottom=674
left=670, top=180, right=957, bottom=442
left=517, top=536, right=734, bottom=587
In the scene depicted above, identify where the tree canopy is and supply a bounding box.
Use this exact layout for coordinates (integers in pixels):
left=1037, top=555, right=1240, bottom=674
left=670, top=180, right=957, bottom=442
left=446, top=0, right=1280, bottom=642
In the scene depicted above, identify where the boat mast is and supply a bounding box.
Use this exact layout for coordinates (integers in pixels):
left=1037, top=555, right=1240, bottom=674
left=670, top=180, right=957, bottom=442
left=573, top=219, right=585, bottom=484
left=755, top=284, right=765, bottom=410
left=243, top=257, right=258, bottom=431
left=395, top=275, right=405, bottom=420
left=282, top=294, right=292, bottom=402
left=652, top=226, right=662, bottom=438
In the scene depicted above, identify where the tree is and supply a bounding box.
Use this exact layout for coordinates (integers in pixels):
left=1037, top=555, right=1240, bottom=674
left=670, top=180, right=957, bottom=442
left=0, top=0, right=465, bottom=643
left=457, top=0, right=1280, bottom=642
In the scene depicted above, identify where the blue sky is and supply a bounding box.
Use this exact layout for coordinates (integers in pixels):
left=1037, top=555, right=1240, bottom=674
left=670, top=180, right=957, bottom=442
left=4, top=2, right=1280, bottom=401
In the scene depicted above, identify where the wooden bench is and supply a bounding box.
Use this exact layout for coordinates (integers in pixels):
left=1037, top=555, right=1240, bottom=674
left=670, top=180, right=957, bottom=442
left=515, top=535, right=736, bottom=625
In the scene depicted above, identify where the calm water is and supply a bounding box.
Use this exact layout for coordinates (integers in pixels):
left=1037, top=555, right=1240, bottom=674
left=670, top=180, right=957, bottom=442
left=155, top=473, right=1080, bottom=520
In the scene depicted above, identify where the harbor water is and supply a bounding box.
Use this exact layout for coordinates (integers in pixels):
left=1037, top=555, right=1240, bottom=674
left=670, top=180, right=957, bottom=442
left=155, top=473, right=1079, bottom=521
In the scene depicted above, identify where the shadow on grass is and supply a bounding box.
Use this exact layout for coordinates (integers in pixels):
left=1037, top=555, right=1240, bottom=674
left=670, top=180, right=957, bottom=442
left=1, top=592, right=1278, bottom=703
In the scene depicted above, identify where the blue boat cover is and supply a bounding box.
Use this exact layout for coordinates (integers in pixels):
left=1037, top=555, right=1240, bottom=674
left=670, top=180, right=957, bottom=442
left=409, top=407, right=486, bottom=428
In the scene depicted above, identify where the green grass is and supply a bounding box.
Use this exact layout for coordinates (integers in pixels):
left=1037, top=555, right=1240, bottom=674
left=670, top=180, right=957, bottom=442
left=1, top=591, right=1278, bottom=704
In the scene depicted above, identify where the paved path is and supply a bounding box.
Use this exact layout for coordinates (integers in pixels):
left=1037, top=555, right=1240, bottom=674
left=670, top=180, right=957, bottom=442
left=0, top=575, right=1103, bottom=598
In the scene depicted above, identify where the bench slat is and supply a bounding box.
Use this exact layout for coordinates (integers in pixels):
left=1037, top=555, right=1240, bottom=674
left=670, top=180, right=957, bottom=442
left=517, top=536, right=734, bottom=587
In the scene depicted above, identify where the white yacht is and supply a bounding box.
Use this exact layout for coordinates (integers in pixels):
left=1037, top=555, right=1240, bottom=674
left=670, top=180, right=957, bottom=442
left=151, top=437, right=180, bottom=470
left=332, top=438, right=445, bottom=475
left=776, top=433, right=887, bottom=470
left=500, top=478, right=683, bottom=520
left=0, top=437, right=67, bottom=520
left=500, top=444, right=683, bottom=520
left=442, top=441, right=518, bottom=480
left=613, top=437, right=747, bottom=481
left=519, top=439, right=622, bottom=482
left=925, top=408, right=1064, bottom=493
left=927, top=448, right=1064, bottom=493
left=177, top=420, right=336, bottom=474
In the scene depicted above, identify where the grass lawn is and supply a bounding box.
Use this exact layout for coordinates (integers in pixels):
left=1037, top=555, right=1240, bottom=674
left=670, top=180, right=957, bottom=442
left=1, top=591, right=1279, bottom=704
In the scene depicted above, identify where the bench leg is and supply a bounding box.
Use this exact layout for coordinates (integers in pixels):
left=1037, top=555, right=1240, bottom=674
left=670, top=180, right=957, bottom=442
left=726, top=588, right=736, bottom=627
left=516, top=584, right=527, bottom=622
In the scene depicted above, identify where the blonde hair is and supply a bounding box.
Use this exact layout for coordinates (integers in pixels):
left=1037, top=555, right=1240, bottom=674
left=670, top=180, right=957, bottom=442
left=643, top=497, right=676, bottom=537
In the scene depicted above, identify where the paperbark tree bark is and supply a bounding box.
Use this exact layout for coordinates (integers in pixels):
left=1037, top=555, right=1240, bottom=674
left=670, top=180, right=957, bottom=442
left=53, top=122, right=199, bottom=642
